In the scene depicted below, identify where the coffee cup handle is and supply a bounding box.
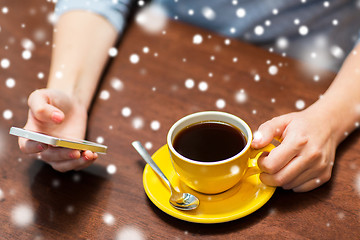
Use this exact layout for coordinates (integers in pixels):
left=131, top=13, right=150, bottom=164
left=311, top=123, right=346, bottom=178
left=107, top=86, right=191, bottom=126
left=243, top=144, right=275, bottom=179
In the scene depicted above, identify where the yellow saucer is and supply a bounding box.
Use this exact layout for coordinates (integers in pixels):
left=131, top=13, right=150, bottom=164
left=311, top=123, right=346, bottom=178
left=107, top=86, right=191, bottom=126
left=143, top=145, right=276, bottom=223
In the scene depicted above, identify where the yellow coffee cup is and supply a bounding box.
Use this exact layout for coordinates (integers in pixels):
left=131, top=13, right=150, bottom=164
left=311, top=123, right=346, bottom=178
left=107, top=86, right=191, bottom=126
left=167, top=111, right=274, bottom=194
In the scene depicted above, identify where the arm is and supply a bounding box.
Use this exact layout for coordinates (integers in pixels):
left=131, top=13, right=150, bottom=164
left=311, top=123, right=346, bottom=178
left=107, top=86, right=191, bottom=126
left=19, top=11, right=117, bottom=172
left=251, top=43, right=360, bottom=192
left=48, top=11, right=118, bottom=110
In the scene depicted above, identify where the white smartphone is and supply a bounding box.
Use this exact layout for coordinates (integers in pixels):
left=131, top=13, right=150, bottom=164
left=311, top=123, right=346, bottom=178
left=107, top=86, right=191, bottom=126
left=9, top=127, right=107, bottom=153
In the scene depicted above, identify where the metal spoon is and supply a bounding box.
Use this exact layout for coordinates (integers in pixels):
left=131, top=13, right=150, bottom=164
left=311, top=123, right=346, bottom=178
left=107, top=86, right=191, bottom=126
left=132, top=141, right=199, bottom=211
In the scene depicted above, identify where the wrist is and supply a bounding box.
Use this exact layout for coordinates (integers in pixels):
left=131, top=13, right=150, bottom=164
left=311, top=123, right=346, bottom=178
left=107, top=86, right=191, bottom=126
left=308, top=96, right=359, bottom=145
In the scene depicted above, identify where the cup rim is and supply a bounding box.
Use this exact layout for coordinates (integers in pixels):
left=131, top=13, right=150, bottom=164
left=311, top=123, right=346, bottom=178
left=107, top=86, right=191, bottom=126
left=167, top=111, right=253, bottom=166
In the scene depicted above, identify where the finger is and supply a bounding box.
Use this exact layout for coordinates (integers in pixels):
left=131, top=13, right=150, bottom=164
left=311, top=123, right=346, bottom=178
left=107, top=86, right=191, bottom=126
left=82, top=150, right=97, bottom=161
left=28, top=90, right=65, bottom=124
left=292, top=177, right=325, bottom=192
left=74, top=151, right=97, bottom=170
left=18, top=138, right=48, bottom=154
left=258, top=131, right=308, bottom=175
left=40, top=147, right=81, bottom=163
left=291, top=168, right=331, bottom=192
left=282, top=167, right=317, bottom=190
left=251, top=115, right=292, bottom=149
left=259, top=154, right=309, bottom=187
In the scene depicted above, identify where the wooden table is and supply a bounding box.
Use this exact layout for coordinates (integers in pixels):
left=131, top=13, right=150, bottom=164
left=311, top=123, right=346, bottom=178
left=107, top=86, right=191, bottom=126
left=1, top=1, right=359, bottom=239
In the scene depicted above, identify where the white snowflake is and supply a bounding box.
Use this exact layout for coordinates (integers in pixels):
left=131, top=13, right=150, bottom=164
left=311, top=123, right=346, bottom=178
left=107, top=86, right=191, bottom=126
left=142, top=46, right=149, bottom=53
left=216, top=99, right=226, bottom=109
left=268, top=65, right=278, bottom=75
left=1, top=58, right=10, bottom=69
left=47, top=12, right=58, bottom=25
left=135, top=4, right=167, bottom=34
left=111, top=78, right=123, bottom=91
left=11, top=204, right=34, bottom=227
left=107, top=164, right=117, bottom=174
left=330, top=45, right=344, bottom=59
left=150, top=120, right=161, bottom=131
left=116, top=226, right=144, bottom=240
left=73, top=174, right=81, bottom=182
left=96, top=136, right=104, bottom=144
left=66, top=205, right=74, bottom=214
left=108, top=47, right=118, bottom=57
left=193, top=34, right=203, bottom=44
left=253, top=131, right=263, bottom=142
left=142, top=142, right=152, bottom=151
left=295, top=99, right=306, bottom=110
left=230, top=165, right=240, bottom=175
left=52, top=179, right=60, bottom=187
left=2, top=7, right=9, bottom=14
left=299, top=25, right=309, bottom=35
left=21, top=38, right=35, bottom=51
left=254, top=25, right=264, bottom=36
left=121, top=107, right=132, bottom=117
left=37, top=72, right=44, bottom=79
left=99, top=90, right=110, bottom=100
left=129, top=54, right=140, bottom=64
left=103, top=213, right=115, bottom=225
left=276, top=37, right=289, bottom=49
left=198, top=81, right=208, bottom=91
left=236, top=8, right=246, bottom=18
left=132, top=117, right=144, bottom=129
left=235, top=89, right=247, bottom=103
left=55, top=71, right=63, bottom=79
left=185, top=78, right=195, bottom=89
left=5, top=78, right=15, bottom=88
left=3, top=109, right=13, bottom=120
left=22, top=50, right=32, bottom=60
left=201, top=7, right=216, bottom=20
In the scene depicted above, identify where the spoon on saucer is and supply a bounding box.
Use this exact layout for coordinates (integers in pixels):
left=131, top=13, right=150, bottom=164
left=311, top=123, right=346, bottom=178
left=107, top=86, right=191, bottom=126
left=132, top=141, right=199, bottom=211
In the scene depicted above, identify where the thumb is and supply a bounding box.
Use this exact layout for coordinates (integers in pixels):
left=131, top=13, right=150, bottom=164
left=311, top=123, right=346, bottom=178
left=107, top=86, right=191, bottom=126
left=28, top=89, right=65, bottom=124
left=251, top=115, right=291, bottom=149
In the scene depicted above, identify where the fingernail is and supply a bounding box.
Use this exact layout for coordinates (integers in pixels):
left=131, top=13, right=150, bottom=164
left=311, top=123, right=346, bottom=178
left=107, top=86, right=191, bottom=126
left=51, top=111, right=63, bottom=124
left=84, top=155, right=91, bottom=161
left=37, top=144, right=47, bottom=151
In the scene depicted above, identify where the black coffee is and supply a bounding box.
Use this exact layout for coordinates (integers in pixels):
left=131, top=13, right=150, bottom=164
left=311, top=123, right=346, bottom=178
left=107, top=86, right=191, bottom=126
left=173, top=121, right=247, bottom=162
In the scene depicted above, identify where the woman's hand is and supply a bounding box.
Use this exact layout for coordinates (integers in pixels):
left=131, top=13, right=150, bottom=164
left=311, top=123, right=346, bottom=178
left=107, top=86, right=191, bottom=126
left=251, top=104, right=339, bottom=192
left=18, top=89, right=98, bottom=172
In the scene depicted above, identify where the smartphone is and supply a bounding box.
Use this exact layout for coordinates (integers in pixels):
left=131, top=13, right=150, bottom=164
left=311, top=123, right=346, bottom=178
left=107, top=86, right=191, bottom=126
left=9, top=127, right=107, bottom=153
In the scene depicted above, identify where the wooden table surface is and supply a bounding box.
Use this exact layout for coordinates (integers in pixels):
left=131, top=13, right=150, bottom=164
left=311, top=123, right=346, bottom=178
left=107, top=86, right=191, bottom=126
left=1, top=1, right=359, bottom=239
